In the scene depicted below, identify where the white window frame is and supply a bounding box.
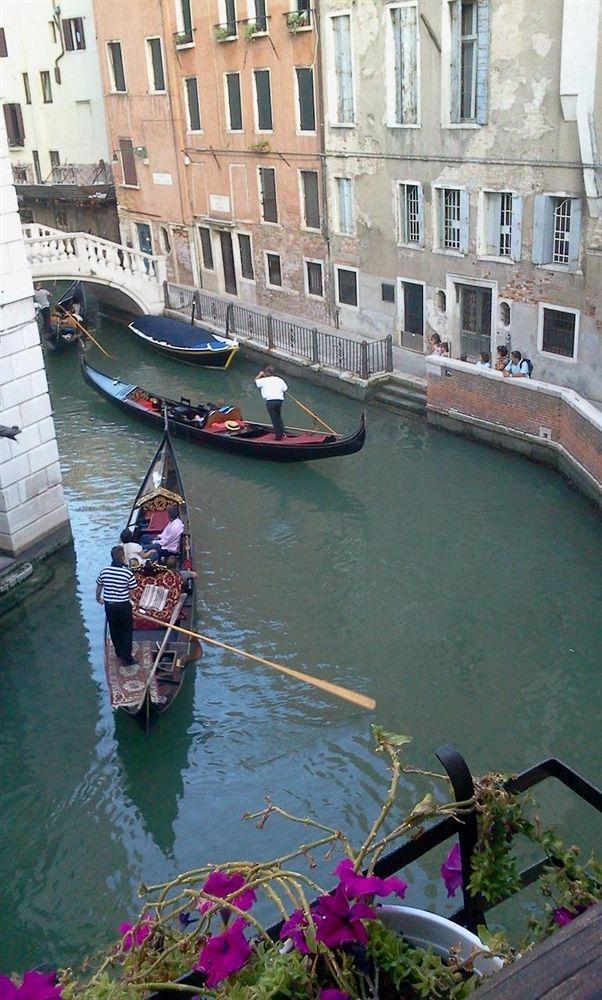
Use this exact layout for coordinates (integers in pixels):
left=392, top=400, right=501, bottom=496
left=256, top=165, right=279, bottom=226
left=217, top=0, right=239, bottom=37
left=294, top=66, right=316, bottom=134
left=440, top=0, right=484, bottom=130
left=303, top=257, right=325, bottom=299
left=385, top=1, right=420, bottom=129
left=264, top=250, right=283, bottom=289
left=246, top=0, right=269, bottom=35
left=334, top=264, right=359, bottom=310
left=175, top=0, right=195, bottom=46
left=298, top=168, right=321, bottom=232
left=397, top=276, right=426, bottom=345
left=477, top=189, right=523, bottom=263
left=537, top=302, right=580, bottom=363
left=197, top=225, right=215, bottom=271
left=326, top=10, right=356, bottom=128
left=145, top=36, right=167, bottom=94
left=433, top=184, right=469, bottom=255
left=224, top=72, right=243, bottom=132
left=237, top=231, right=255, bottom=283
left=532, top=192, right=582, bottom=273
left=252, top=67, right=274, bottom=133
left=107, top=41, right=127, bottom=93
left=183, top=76, right=202, bottom=133
left=397, top=180, right=424, bottom=248
left=332, top=175, right=355, bottom=235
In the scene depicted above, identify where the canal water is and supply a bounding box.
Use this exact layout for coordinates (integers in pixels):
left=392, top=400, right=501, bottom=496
left=1, top=308, right=601, bottom=973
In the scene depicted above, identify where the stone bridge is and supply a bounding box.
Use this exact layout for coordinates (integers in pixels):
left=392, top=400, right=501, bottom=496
left=22, top=224, right=167, bottom=315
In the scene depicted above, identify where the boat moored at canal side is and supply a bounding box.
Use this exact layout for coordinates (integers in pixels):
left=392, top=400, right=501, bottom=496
left=129, top=315, right=239, bottom=368
left=81, top=358, right=366, bottom=462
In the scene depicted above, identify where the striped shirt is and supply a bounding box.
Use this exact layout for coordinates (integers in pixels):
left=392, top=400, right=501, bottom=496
left=96, top=564, right=137, bottom=603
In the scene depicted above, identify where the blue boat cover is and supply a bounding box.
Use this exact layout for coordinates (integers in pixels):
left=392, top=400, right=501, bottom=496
left=130, top=315, right=232, bottom=351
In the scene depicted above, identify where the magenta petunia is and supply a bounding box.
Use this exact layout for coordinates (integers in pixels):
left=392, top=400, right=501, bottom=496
left=195, top=917, right=252, bottom=987
left=118, top=914, right=154, bottom=952
left=440, top=843, right=463, bottom=898
left=279, top=909, right=313, bottom=955
left=334, top=858, right=408, bottom=900
left=0, top=970, right=62, bottom=999
left=314, top=885, right=376, bottom=949
left=320, top=991, right=351, bottom=1000
left=553, top=904, right=586, bottom=927
left=199, top=871, right=256, bottom=915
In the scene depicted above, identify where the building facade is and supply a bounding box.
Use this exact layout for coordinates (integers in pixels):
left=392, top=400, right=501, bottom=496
left=319, top=0, right=602, bottom=398
left=93, top=0, right=331, bottom=321
left=1, top=0, right=118, bottom=239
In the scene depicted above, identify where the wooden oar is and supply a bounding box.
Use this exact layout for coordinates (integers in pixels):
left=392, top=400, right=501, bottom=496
left=135, top=595, right=187, bottom=726
left=138, top=612, right=375, bottom=711
left=56, top=305, right=112, bottom=358
left=287, top=394, right=338, bottom=436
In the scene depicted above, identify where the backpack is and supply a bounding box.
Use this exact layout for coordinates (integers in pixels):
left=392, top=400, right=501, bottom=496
left=523, top=358, right=534, bottom=377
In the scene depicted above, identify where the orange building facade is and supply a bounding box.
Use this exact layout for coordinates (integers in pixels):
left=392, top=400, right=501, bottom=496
left=93, top=0, right=330, bottom=322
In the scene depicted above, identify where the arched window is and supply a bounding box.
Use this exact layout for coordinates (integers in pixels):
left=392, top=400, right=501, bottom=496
left=159, top=226, right=171, bottom=254
left=435, top=289, right=446, bottom=313
left=499, top=301, right=511, bottom=326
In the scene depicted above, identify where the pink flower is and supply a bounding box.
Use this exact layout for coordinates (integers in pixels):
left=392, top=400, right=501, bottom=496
left=314, top=885, right=376, bottom=949
left=0, top=971, right=62, bottom=999
left=279, top=909, right=313, bottom=955
left=118, top=914, right=154, bottom=952
left=199, top=871, right=256, bottom=915
left=334, top=858, right=407, bottom=900
left=320, top=991, right=350, bottom=1000
left=553, top=904, right=586, bottom=927
left=440, top=843, right=463, bottom=898
left=195, top=918, right=251, bottom=987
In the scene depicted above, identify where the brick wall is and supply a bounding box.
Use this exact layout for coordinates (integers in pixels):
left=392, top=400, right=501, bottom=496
left=426, top=358, right=602, bottom=497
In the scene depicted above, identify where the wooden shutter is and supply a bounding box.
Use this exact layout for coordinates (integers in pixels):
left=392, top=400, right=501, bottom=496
left=149, top=38, right=165, bottom=91
left=238, top=234, right=254, bottom=279
left=227, top=74, right=242, bottom=130
left=0, top=27, right=8, bottom=57
left=404, top=282, right=424, bottom=335
left=296, top=68, right=315, bottom=131
left=333, top=15, right=354, bottom=123
left=260, top=168, right=277, bottom=222
left=109, top=42, right=126, bottom=92
left=532, top=194, right=552, bottom=264
left=3, top=103, right=24, bottom=145
left=302, top=171, right=320, bottom=229
left=73, top=17, right=85, bottom=49
left=449, top=0, right=461, bottom=123
left=392, top=5, right=418, bottom=125
left=181, top=0, right=193, bottom=37
left=417, top=185, right=425, bottom=246
left=119, top=138, right=138, bottom=186
left=62, top=19, right=74, bottom=50
left=199, top=227, right=214, bottom=269
left=185, top=77, right=201, bottom=130
left=459, top=188, right=469, bottom=252
left=254, top=70, right=273, bottom=130
left=510, top=195, right=523, bottom=261
left=567, top=198, right=582, bottom=270
left=475, top=0, right=490, bottom=124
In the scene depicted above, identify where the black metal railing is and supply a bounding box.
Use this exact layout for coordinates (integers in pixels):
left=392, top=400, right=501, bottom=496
left=173, top=27, right=195, bottom=45
left=164, top=281, right=394, bottom=378
left=145, top=745, right=601, bottom=998
left=283, top=7, right=313, bottom=31
left=240, top=14, right=270, bottom=34
left=213, top=20, right=237, bottom=40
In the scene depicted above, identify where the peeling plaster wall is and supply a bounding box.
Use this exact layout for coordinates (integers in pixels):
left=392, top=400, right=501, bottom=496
left=320, top=0, right=602, bottom=401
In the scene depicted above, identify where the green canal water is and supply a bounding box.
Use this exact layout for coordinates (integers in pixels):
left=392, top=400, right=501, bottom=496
left=1, top=310, right=601, bottom=973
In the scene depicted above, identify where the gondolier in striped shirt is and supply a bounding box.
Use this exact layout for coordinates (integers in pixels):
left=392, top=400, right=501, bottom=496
left=96, top=546, right=137, bottom=665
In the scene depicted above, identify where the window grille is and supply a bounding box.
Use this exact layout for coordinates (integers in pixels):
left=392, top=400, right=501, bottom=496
left=402, top=184, right=420, bottom=243
left=498, top=192, right=512, bottom=256
left=443, top=189, right=461, bottom=250
left=542, top=307, right=576, bottom=358
left=552, top=198, right=571, bottom=265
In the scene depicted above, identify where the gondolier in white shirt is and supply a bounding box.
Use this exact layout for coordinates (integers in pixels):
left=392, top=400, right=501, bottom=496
left=255, top=366, right=288, bottom=440
left=96, top=546, right=137, bottom=665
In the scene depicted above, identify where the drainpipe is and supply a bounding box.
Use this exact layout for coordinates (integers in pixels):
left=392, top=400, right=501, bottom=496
left=51, top=1, right=65, bottom=84
left=313, top=2, right=335, bottom=326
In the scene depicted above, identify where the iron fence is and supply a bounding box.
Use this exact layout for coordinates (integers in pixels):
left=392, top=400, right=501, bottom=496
left=164, top=281, right=393, bottom=378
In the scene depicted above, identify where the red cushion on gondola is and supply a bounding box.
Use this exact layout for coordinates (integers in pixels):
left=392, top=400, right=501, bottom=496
left=147, top=510, right=170, bottom=531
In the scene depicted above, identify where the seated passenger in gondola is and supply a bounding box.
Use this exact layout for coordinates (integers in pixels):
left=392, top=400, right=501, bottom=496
left=142, top=505, right=184, bottom=563
left=165, top=554, right=197, bottom=589
left=120, top=528, right=146, bottom=568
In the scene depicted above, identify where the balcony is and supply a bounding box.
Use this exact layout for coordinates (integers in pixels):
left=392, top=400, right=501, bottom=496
left=173, top=27, right=195, bottom=48
left=240, top=15, right=269, bottom=39
left=213, top=20, right=238, bottom=41
left=283, top=6, right=312, bottom=32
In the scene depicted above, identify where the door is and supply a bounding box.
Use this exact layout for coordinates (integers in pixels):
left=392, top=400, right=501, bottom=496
left=400, top=280, right=424, bottom=352
left=136, top=222, right=153, bottom=254
left=460, top=285, right=492, bottom=358
left=220, top=231, right=238, bottom=295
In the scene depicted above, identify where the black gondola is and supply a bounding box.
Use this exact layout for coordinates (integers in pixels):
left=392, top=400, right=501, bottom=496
left=129, top=315, right=239, bottom=368
left=46, top=280, right=87, bottom=351
left=103, top=427, right=200, bottom=728
left=82, top=357, right=366, bottom=462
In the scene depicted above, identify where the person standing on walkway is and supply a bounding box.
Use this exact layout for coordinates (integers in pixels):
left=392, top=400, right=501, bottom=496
left=255, top=365, right=288, bottom=440
left=34, top=283, right=52, bottom=337
left=96, top=546, right=137, bottom=665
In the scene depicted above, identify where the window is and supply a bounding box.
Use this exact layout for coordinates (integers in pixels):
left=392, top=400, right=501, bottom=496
left=146, top=37, right=165, bottom=92
left=334, top=176, right=354, bottom=234
left=295, top=67, right=315, bottom=131
left=40, top=71, right=53, bottom=103
left=119, top=138, right=138, bottom=186
left=398, top=182, right=423, bottom=246
left=225, top=73, right=243, bottom=131
left=55, top=210, right=68, bottom=230
left=198, top=227, right=214, bottom=269
left=62, top=17, right=85, bottom=50
left=221, top=0, right=237, bottom=35
left=435, top=289, right=447, bottom=312
left=159, top=226, right=171, bottom=253
left=238, top=234, right=254, bottom=279
left=32, top=150, right=42, bottom=183
left=266, top=252, right=282, bottom=287
left=258, top=166, right=278, bottom=223
left=3, top=104, right=25, bottom=147
left=499, top=301, right=511, bottom=326
left=449, top=0, right=490, bottom=123
left=22, top=72, right=31, bottom=103
left=336, top=266, right=358, bottom=307
left=436, top=186, right=469, bottom=253
left=305, top=259, right=324, bottom=298
left=0, top=27, right=7, bottom=57
left=108, top=42, right=126, bottom=92
left=481, top=191, right=522, bottom=260
left=251, top=0, right=268, bottom=32
left=49, top=19, right=56, bottom=43
left=539, top=305, right=578, bottom=360
left=300, top=170, right=320, bottom=230
left=402, top=281, right=423, bottom=334
left=184, top=77, right=201, bottom=131
left=254, top=69, right=273, bottom=131
left=20, top=208, right=34, bottom=224
left=532, top=195, right=582, bottom=270
left=177, top=0, right=194, bottom=43
left=389, top=4, right=418, bottom=125
left=382, top=283, right=395, bottom=303
left=331, top=14, right=354, bottom=124
left=49, top=150, right=60, bottom=170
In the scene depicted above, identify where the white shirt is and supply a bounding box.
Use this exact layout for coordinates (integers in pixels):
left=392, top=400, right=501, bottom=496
left=475, top=360, right=491, bottom=369
left=122, top=541, right=145, bottom=565
left=34, top=288, right=51, bottom=309
left=255, top=376, right=288, bottom=401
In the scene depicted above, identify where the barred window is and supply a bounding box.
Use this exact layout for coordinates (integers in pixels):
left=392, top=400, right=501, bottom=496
left=499, top=192, right=512, bottom=256
left=532, top=195, right=581, bottom=271
left=552, top=198, right=571, bottom=265
left=443, top=189, right=460, bottom=249
left=399, top=183, right=422, bottom=245
left=541, top=307, right=577, bottom=359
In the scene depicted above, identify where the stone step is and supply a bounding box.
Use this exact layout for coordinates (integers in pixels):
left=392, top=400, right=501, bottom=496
left=373, top=394, right=426, bottom=417
left=375, top=386, right=426, bottom=404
